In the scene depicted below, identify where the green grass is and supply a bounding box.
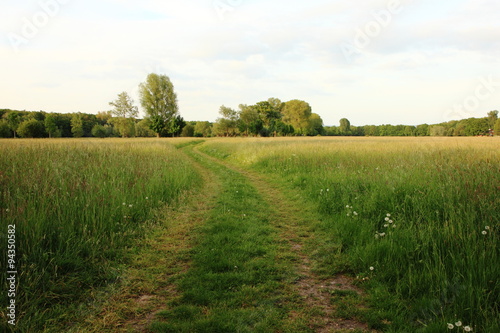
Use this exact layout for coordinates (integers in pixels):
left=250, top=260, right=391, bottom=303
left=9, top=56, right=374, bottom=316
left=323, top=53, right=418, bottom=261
left=149, top=145, right=297, bottom=332
left=200, top=137, right=500, bottom=332
left=0, top=138, right=202, bottom=332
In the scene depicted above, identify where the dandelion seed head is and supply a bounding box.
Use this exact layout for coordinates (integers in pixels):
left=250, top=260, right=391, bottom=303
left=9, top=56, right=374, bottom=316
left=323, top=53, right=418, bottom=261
left=146, top=197, right=149, bottom=200
left=5, top=209, right=9, bottom=212
left=385, top=217, right=390, bottom=221
left=464, top=326, right=472, bottom=332
left=485, top=226, right=490, bottom=230
left=482, top=231, right=487, bottom=235
left=369, top=266, right=374, bottom=271
left=447, top=323, right=454, bottom=329
left=129, top=204, right=133, bottom=208
left=353, top=211, right=358, bottom=216
left=386, top=213, right=391, bottom=217
left=384, top=224, right=389, bottom=228
left=122, top=202, right=126, bottom=206
left=379, top=233, right=386, bottom=237
left=346, top=205, right=350, bottom=208
left=389, top=220, right=393, bottom=224
left=455, top=321, right=462, bottom=327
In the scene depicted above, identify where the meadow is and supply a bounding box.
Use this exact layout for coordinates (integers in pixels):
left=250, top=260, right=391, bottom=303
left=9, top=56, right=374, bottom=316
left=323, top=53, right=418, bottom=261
left=0, top=137, right=498, bottom=332
left=200, top=137, right=499, bottom=332
left=0, top=139, right=202, bottom=332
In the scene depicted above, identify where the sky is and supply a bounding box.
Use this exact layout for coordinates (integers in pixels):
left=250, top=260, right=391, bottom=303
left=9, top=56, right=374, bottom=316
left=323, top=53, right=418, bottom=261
left=1, top=0, right=499, bottom=126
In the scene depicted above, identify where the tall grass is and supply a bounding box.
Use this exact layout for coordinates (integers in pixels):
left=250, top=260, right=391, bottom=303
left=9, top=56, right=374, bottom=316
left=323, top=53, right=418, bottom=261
left=201, top=137, right=499, bottom=332
left=0, top=138, right=202, bottom=332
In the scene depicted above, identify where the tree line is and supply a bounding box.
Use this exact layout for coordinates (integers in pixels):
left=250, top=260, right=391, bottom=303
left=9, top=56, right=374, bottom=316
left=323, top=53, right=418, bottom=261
left=0, top=72, right=498, bottom=138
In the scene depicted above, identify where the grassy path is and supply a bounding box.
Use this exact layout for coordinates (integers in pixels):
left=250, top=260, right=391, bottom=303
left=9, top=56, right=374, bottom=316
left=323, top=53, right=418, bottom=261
left=77, top=142, right=375, bottom=332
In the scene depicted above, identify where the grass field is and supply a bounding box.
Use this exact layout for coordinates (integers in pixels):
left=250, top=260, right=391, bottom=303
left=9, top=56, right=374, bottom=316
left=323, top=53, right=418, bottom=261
left=1, top=137, right=498, bottom=332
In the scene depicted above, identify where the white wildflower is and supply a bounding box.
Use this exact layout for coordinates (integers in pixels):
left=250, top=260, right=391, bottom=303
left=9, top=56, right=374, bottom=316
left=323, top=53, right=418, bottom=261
left=455, top=321, right=462, bottom=327
left=353, top=211, right=358, bottom=216
left=386, top=213, right=391, bottom=217
left=482, top=231, right=487, bottom=235
left=369, top=266, right=374, bottom=271
left=464, top=326, right=472, bottom=332
left=384, top=224, right=389, bottom=228
left=447, top=323, right=454, bottom=329
left=485, top=226, right=490, bottom=230
left=385, top=217, right=390, bottom=221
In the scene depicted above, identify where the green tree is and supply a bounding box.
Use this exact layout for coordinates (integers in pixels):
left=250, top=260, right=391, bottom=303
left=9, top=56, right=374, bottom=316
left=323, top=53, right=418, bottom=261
left=139, top=73, right=179, bottom=138
left=44, top=114, right=59, bottom=138
left=91, top=124, right=107, bottom=138
left=494, top=119, right=500, bottom=136
left=181, top=124, right=195, bottom=137
left=308, top=113, right=324, bottom=136
left=339, top=118, right=351, bottom=135
left=0, top=119, right=12, bottom=138
left=17, top=119, right=46, bottom=138
left=487, top=110, right=498, bottom=129
left=282, top=100, right=312, bottom=135
left=71, top=113, right=84, bottom=138
left=170, top=115, right=186, bottom=137
left=109, top=92, right=139, bottom=138
left=6, top=111, right=22, bottom=138
left=135, top=119, right=156, bottom=137
left=215, top=106, right=239, bottom=136
left=194, top=121, right=212, bottom=137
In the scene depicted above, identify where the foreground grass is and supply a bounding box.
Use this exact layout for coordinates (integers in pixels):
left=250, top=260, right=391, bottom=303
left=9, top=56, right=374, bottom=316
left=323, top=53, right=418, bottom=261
left=149, top=143, right=304, bottom=332
left=200, top=137, right=499, bottom=333
left=0, top=139, right=202, bottom=332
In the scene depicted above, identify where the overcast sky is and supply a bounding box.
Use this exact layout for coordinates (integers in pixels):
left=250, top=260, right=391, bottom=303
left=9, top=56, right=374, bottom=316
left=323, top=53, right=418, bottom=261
left=1, top=0, right=499, bottom=126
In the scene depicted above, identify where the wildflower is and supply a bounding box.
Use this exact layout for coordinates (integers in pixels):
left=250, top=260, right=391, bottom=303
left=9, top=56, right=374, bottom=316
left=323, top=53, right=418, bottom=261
left=369, top=266, right=374, bottom=271
left=346, top=205, right=350, bottom=208
left=5, top=208, right=9, bottom=212
left=389, top=220, right=393, bottom=224
left=122, top=202, right=126, bottom=206
left=379, top=232, right=386, bottom=237
left=386, top=213, right=391, bottom=217
left=385, top=217, right=390, bottom=221
left=447, top=323, right=454, bottom=329
left=353, top=211, right=358, bottom=216
left=146, top=197, right=149, bottom=200
left=455, top=321, right=462, bottom=327
left=384, top=224, right=389, bottom=228
left=482, top=231, right=487, bottom=235
left=485, top=226, right=490, bottom=230
left=129, top=204, right=133, bottom=208
left=392, top=224, right=397, bottom=228
left=464, top=326, right=472, bottom=332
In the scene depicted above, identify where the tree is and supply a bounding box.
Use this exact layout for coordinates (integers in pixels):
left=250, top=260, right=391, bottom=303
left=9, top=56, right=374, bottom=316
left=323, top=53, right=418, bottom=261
left=44, top=114, right=60, bottom=138
left=139, top=73, right=179, bottom=138
left=170, top=115, right=186, bottom=137
left=71, top=113, right=84, bottom=138
left=135, top=119, right=156, bottom=137
left=17, top=119, right=46, bottom=138
left=194, top=121, right=212, bottom=137
left=181, top=124, right=195, bottom=137
left=308, top=113, right=324, bottom=136
left=0, top=120, right=12, bottom=138
left=487, top=110, right=498, bottom=129
left=339, top=118, right=351, bottom=135
left=109, top=92, right=139, bottom=137
left=6, top=111, right=22, bottom=138
left=282, top=100, right=312, bottom=135
left=91, top=124, right=107, bottom=138
left=215, top=106, right=239, bottom=136
left=494, top=119, right=500, bottom=136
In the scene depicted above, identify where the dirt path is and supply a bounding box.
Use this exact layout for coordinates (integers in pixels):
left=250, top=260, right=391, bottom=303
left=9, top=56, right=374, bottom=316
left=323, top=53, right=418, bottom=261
left=193, top=146, right=375, bottom=332
left=73, top=142, right=375, bottom=332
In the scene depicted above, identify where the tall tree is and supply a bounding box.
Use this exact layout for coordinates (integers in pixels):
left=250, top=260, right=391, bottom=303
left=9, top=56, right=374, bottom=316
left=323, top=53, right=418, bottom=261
left=487, top=110, right=498, bottom=129
left=339, top=118, right=351, bottom=135
left=109, top=92, right=138, bottom=137
left=139, top=73, right=179, bottom=138
left=282, top=100, right=312, bottom=135
left=6, top=111, right=22, bottom=138
left=71, top=113, right=84, bottom=138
